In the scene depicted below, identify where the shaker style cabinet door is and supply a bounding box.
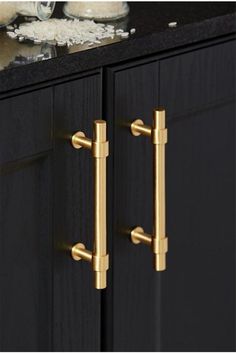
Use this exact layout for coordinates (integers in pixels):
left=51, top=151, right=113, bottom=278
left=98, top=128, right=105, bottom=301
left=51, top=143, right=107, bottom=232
left=105, top=39, right=235, bottom=351
left=0, top=71, right=103, bottom=351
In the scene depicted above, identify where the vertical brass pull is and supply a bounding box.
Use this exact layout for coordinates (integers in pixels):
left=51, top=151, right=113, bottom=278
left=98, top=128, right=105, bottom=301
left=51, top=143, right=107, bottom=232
left=130, top=109, right=168, bottom=271
left=71, top=120, right=109, bottom=289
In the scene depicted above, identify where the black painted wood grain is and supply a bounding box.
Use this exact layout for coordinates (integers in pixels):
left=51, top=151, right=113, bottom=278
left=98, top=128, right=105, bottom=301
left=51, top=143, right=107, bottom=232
left=53, top=73, right=102, bottom=351
left=105, top=61, right=161, bottom=351
left=0, top=88, right=53, bottom=165
left=104, top=39, right=235, bottom=352
left=159, top=40, right=236, bottom=120
left=0, top=155, right=52, bottom=351
left=159, top=40, right=236, bottom=351
left=0, top=34, right=235, bottom=352
left=0, top=72, right=103, bottom=351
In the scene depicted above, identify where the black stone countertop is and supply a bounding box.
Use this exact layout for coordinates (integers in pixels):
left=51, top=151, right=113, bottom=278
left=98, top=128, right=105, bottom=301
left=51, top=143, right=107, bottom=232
left=0, top=2, right=235, bottom=94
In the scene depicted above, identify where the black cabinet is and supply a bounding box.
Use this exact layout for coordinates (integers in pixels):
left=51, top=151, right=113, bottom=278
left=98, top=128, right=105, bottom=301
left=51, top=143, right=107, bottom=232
left=105, top=38, right=235, bottom=352
left=0, top=35, right=235, bottom=352
left=0, top=73, right=103, bottom=351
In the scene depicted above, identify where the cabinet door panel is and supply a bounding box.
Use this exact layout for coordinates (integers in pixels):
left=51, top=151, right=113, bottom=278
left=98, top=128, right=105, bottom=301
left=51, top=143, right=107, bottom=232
left=53, top=74, right=102, bottom=351
left=0, top=88, right=53, bottom=351
left=0, top=72, right=103, bottom=352
left=107, top=39, right=235, bottom=352
left=160, top=40, right=235, bottom=351
left=0, top=156, right=52, bottom=351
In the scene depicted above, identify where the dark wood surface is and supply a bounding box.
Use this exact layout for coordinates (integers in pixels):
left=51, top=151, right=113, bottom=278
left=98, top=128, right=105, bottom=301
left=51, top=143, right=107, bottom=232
left=0, top=33, right=235, bottom=352
left=53, top=72, right=102, bottom=351
left=105, top=61, right=161, bottom=351
left=104, top=38, right=235, bottom=351
left=0, top=89, right=53, bottom=351
left=160, top=39, right=236, bottom=352
left=159, top=40, right=236, bottom=118
left=0, top=72, right=103, bottom=351
left=0, top=88, right=52, bottom=164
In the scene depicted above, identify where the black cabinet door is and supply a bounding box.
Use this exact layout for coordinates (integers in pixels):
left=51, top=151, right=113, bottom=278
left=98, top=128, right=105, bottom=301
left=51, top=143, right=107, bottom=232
left=160, top=40, right=235, bottom=352
left=0, top=71, right=102, bottom=351
left=106, top=39, right=235, bottom=351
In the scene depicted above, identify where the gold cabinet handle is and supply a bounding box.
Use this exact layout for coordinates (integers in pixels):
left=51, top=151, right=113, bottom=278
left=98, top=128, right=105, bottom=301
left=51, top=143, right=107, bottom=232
left=130, top=109, right=168, bottom=271
left=71, top=120, right=109, bottom=289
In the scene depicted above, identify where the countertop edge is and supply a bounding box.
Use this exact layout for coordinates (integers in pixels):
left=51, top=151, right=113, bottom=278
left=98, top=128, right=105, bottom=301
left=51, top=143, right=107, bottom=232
left=0, top=11, right=235, bottom=95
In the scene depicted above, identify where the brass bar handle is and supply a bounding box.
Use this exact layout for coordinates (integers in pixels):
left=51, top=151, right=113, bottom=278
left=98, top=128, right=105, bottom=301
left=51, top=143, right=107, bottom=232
left=71, top=120, right=109, bottom=289
left=130, top=109, right=168, bottom=271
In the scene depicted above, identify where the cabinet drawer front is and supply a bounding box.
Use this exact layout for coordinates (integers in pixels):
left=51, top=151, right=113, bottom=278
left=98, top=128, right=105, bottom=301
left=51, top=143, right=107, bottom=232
left=0, top=88, right=52, bottom=165
left=160, top=40, right=236, bottom=120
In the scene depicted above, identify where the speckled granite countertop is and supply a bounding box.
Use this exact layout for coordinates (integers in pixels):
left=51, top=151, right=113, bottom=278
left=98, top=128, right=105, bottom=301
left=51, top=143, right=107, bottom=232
left=0, top=2, right=235, bottom=94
